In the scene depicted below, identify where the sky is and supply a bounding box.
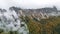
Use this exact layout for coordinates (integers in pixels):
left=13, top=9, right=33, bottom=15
left=0, top=0, right=60, bottom=10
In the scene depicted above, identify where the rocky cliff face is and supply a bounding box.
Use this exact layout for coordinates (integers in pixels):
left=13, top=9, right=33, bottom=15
left=21, top=6, right=57, bottom=14
left=0, top=7, right=29, bottom=34
left=9, top=6, right=60, bottom=19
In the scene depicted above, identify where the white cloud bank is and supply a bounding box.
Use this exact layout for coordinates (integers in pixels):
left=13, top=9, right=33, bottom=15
left=0, top=0, right=60, bottom=10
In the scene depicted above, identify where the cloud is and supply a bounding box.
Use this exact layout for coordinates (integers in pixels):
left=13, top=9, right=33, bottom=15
left=0, top=0, right=17, bottom=10
left=0, top=0, right=60, bottom=10
left=16, top=0, right=60, bottom=9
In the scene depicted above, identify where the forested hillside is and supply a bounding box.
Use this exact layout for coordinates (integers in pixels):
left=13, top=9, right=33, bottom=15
left=20, top=16, right=60, bottom=34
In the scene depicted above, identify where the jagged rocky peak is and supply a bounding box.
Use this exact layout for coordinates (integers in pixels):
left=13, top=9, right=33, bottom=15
left=8, top=6, right=58, bottom=15
left=9, top=6, right=22, bottom=15
left=7, top=6, right=60, bottom=18
left=9, top=6, right=21, bottom=11
left=21, top=6, right=58, bottom=15
left=53, top=6, right=57, bottom=10
left=0, top=6, right=29, bottom=34
left=0, top=9, right=7, bottom=13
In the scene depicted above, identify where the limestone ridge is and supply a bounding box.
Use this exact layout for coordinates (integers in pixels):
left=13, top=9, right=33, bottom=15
left=9, top=6, right=60, bottom=19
